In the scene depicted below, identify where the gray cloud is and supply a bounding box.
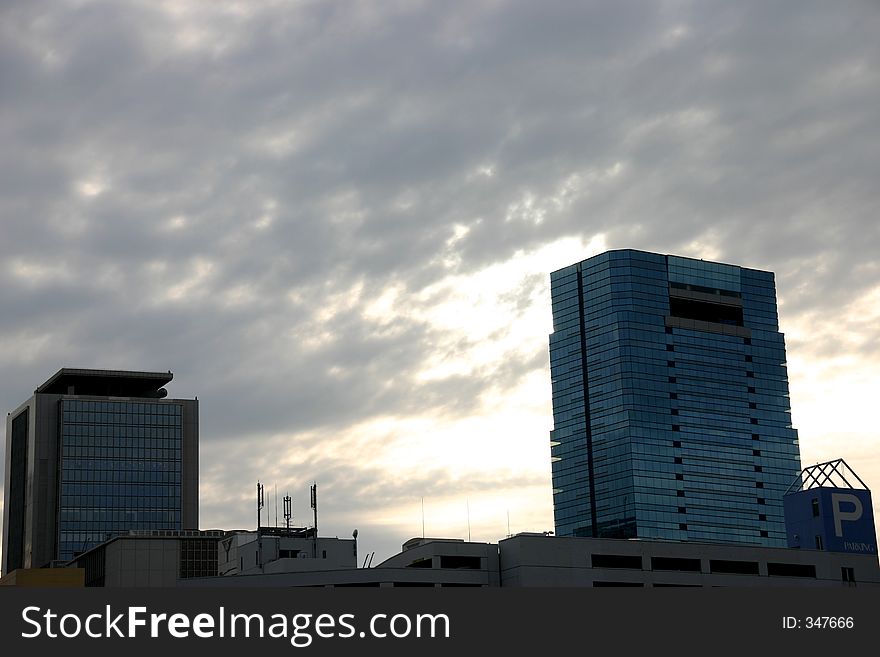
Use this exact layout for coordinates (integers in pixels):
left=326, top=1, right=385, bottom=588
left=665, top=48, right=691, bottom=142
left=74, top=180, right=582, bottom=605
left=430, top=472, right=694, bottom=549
left=1, top=0, right=879, bottom=561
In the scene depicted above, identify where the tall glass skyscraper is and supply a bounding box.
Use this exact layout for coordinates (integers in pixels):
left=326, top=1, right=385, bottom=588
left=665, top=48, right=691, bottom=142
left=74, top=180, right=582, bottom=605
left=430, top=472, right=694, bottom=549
left=2, top=368, right=198, bottom=573
left=549, top=250, right=801, bottom=546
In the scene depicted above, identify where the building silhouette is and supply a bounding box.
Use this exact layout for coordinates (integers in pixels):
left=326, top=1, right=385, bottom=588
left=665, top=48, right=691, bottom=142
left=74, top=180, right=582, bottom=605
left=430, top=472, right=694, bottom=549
left=549, top=250, right=801, bottom=545
left=2, top=368, right=198, bottom=573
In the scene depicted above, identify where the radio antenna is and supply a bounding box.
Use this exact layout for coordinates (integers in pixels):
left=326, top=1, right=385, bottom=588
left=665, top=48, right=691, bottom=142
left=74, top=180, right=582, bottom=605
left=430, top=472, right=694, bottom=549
left=256, top=481, right=264, bottom=530
left=283, top=493, right=292, bottom=530
left=310, top=482, right=318, bottom=558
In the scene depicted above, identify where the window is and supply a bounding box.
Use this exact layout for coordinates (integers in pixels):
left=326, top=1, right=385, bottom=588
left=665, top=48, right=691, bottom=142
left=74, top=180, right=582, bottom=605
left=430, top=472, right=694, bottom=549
left=815, top=535, right=823, bottom=550
left=811, top=498, right=820, bottom=517
left=440, top=555, right=481, bottom=569
left=441, top=583, right=482, bottom=587
left=394, top=582, right=435, bottom=587
left=710, top=560, right=759, bottom=575
left=336, top=582, right=380, bottom=587
left=651, top=557, right=700, bottom=572
left=767, top=563, right=816, bottom=578
left=842, top=567, right=855, bottom=583
left=591, top=554, right=642, bottom=570
left=593, top=581, right=643, bottom=587
left=654, top=583, right=700, bottom=588
left=179, top=539, right=217, bottom=579
left=668, top=297, right=743, bottom=326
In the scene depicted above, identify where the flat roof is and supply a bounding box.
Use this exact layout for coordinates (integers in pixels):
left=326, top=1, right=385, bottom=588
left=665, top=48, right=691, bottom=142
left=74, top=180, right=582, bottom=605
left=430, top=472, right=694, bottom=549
left=36, top=368, right=174, bottom=396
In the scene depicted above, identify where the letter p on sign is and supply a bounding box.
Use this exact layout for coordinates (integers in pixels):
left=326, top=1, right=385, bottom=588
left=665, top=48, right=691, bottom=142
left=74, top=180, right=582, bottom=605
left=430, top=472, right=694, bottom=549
left=831, top=493, right=863, bottom=537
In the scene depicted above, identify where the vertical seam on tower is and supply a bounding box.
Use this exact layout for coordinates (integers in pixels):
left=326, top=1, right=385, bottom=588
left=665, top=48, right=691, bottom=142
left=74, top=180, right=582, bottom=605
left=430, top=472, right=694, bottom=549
left=576, top=265, right=598, bottom=537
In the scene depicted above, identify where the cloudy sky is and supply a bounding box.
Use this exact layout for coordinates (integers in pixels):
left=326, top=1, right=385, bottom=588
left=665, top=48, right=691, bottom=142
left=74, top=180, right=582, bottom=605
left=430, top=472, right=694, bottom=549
left=1, top=0, right=878, bottom=564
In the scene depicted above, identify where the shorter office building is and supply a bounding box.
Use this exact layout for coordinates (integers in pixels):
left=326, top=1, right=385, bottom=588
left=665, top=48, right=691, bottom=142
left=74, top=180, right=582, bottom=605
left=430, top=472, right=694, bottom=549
left=499, top=533, right=879, bottom=587
left=179, top=534, right=878, bottom=588
left=68, top=530, right=224, bottom=587
left=379, top=537, right=501, bottom=586
left=67, top=528, right=357, bottom=587
left=181, top=537, right=499, bottom=588
left=218, top=526, right=357, bottom=576
left=61, top=523, right=880, bottom=589
left=3, top=368, right=199, bottom=573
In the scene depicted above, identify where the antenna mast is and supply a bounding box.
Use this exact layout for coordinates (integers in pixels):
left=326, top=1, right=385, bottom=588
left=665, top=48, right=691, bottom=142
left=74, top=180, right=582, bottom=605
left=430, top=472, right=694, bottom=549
left=256, top=481, right=264, bottom=530
left=283, top=493, right=292, bottom=531
left=256, top=481, right=265, bottom=571
left=310, top=482, right=318, bottom=558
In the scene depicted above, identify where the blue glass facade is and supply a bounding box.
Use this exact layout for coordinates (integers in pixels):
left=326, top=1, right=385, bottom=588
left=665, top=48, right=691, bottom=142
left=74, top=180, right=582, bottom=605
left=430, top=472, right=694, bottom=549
left=549, top=250, right=801, bottom=546
left=58, top=399, right=183, bottom=561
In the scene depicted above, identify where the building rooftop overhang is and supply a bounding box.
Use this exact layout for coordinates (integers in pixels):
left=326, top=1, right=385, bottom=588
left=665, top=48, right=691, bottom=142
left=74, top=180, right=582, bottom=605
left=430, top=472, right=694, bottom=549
left=35, top=368, right=174, bottom=397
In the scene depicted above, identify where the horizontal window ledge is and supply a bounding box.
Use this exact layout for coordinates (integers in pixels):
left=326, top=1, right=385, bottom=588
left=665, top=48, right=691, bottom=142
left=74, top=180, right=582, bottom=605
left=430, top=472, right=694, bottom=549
left=669, top=286, right=743, bottom=307
left=665, top=316, right=752, bottom=338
